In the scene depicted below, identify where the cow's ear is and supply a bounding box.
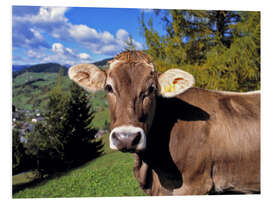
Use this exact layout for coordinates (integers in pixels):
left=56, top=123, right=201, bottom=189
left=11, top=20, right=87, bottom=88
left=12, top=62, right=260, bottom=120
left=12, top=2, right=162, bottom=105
left=158, top=69, right=195, bottom=98
left=68, top=64, right=106, bottom=92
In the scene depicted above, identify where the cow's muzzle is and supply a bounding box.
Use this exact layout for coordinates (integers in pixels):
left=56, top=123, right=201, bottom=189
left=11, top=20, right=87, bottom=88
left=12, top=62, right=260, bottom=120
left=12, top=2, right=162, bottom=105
left=109, top=125, right=146, bottom=152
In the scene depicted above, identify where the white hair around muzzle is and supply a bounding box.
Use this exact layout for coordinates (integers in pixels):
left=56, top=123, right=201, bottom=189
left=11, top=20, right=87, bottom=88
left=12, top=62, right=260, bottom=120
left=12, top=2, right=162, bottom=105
left=109, top=125, right=146, bottom=151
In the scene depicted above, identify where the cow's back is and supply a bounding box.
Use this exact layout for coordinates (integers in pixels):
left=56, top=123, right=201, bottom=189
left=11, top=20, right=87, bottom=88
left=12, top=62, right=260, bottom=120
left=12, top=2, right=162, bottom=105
left=169, top=87, right=260, bottom=194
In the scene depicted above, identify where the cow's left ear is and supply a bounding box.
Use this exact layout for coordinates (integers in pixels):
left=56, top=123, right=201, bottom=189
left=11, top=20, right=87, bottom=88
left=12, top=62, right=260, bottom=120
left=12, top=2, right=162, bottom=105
left=158, top=69, right=195, bottom=98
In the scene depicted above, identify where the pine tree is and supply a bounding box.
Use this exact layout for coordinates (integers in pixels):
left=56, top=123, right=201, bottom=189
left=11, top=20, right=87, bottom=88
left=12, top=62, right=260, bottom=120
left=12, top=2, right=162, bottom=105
left=12, top=128, right=30, bottom=175
left=63, top=82, right=103, bottom=166
left=24, top=69, right=68, bottom=177
left=25, top=69, right=66, bottom=176
left=24, top=70, right=103, bottom=177
left=140, top=10, right=260, bottom=91
left=125, top=34, right=136, bottom=51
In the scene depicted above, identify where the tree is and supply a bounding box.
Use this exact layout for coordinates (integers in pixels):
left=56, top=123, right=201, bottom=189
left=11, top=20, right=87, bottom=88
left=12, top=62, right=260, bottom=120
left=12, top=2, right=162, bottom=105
left=125, top=34, right=136, bottom=51
left=62, top=82, right=103, bottom=166
left=140, top=10, right=260, bottom=91
left=24, top=122, right=64, bottom=177
left=12, top=128, right=32, bottom=175
left=24, top=70, right=103, bottom=177
left=24, top=70, right=68, bottom=177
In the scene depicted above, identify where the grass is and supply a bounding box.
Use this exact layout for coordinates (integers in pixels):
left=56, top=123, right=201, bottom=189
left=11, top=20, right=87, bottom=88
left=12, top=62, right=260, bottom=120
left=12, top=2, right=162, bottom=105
left=12, top=70, right=146, bottom=198
left=12, top=134, right=146, bottom=198
left=13, top=72, right=110, bottom=129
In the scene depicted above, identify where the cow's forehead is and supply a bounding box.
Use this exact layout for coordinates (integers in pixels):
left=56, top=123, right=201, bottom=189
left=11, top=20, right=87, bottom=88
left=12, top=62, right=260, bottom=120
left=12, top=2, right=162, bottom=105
left=107, top=62, right=156, bottom=86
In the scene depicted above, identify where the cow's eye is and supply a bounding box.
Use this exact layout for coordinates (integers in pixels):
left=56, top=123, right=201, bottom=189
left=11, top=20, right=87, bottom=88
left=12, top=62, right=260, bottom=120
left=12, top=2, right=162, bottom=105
left=148, top=85, right=154, bottom=94
left=143, top=85, right=155, bottom=97
left=105, top=84, right=113, bottom=93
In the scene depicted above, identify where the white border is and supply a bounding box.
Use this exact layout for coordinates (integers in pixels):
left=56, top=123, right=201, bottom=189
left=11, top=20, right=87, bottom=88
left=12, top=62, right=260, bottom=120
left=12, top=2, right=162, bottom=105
left=11, top=0, right=263, bottom=11
left=2, top=1, right=270, bottom=203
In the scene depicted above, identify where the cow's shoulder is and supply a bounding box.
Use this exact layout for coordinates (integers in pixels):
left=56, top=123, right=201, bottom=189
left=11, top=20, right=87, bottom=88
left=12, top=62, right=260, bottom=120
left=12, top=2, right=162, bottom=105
left=175, top=87, right=260, bottom=118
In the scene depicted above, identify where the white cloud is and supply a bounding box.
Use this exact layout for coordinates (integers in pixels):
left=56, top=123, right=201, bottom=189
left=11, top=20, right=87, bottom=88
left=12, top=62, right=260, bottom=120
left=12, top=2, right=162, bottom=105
left=69, top=24, right=98, bottom=42
left=13, top=6, right=71, bottom=49
left=52, top=43, right=65, bottom=54
left=13, top=6, right=144, bottom=64
left=30, top=7, right=69, bottom=24
left=101, top=31, right=115, bottom=43
left=69, top=27, right=143, bottom=55
left=116, top=29, right=129, bottom=41
left=29, top=28, right=43, bottom=40
left=78, top=53, right=91, bottom=60
left=51, top=43, right=92, bottom=64
left=27, top=49, right=44, bottom=59
left=65, top=48, right=74, bottom=55
left=134, top=41, right=144, bottom=50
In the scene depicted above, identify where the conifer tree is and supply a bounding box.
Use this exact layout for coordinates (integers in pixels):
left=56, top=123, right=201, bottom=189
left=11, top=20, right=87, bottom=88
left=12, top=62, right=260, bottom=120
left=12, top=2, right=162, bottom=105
left=24, top=69, right=103, bottom=177
left=24, top=69, right=68, bottom=176
left=140, top=10, right=260, bottom=91
left=125, top=35, right=136, bottom=51
left=62, top=82, right=103, bottom=166
left=12, top=128, right=31, bottom=175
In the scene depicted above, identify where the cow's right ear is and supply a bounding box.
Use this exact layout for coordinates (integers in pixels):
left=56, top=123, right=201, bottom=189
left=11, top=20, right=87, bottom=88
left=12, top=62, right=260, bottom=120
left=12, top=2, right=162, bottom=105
left=68, top=64, right=106, bottom=92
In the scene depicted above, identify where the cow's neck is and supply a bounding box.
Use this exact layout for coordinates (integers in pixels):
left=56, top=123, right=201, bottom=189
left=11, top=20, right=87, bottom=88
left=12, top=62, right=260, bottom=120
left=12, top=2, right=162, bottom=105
left=134, top=96, right=185, bottom=192
left=134, top=92, right=210, bottom=193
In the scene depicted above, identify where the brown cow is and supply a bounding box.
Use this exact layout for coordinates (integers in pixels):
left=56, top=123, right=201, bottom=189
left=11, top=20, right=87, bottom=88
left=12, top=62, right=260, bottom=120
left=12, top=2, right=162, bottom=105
left=68, top=51, right=260, bottom=196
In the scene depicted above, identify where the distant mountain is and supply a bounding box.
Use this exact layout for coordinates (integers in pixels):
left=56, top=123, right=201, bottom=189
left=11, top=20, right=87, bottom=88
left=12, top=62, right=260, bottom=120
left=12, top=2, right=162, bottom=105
left=12, top=57, right=113, bottom=78
left=93, top=57, right=113, bottom=68
left=63, top=64, right=71, bottom=68
left=13, top=63, right=68, bottom=78
left=12, top=65, right=30, bottom=72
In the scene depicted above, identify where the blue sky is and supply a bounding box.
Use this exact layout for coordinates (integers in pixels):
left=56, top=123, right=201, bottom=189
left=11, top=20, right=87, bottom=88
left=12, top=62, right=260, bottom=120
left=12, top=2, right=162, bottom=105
left=12, top=6, right=162, bottom=65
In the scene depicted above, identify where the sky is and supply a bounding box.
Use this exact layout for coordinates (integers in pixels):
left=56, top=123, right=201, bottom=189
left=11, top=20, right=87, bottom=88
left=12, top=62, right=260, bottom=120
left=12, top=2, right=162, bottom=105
left=12, top=6, right=163, bottom=65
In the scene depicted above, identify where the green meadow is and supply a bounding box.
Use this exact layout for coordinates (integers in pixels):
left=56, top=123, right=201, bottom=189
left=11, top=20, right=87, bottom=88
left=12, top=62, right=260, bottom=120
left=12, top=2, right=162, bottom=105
left=12, top=71, right=145, bottom=198
left=13, top=134, right=146, bottom=198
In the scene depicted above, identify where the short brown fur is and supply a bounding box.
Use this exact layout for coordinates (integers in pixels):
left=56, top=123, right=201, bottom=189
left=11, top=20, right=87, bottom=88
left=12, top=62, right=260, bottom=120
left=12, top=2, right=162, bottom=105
left=69, top=51, right=260, bottom=196
left=111, top=50, right=153, bottom=64
left=133, top=88, right=260, bottom=195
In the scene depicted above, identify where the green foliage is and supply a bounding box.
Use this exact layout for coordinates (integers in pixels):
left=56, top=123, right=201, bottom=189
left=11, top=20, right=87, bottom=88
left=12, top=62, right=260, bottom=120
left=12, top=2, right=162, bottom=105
left=24, top=71, right=103, bottom=178
left=13, top=63, right=68, bottom=78
left=24, top=122, right=65, bottom=177
left=12, top=128, right=32, bottom=175
left=13, top=134, right=145, bottom=198
left=140, top=10, right=260, bottom=91
left=12, top=72, right=72, bottom=111
left=62, top=82, right=103, bottom=166
left=125, top=34, right=136, bottom=51
left=24, top=72, right=69, bottom=177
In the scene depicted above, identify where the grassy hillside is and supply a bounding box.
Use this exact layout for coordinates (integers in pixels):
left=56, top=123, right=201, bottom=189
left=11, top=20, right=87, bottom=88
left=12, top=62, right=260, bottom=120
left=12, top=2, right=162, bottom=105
left=13, top=134, right=146, bottom=198
left=11, top=63, right=145, bottom=198
left=12, top=72, right=65, bottom=110
left=12, top=71, right=110, bottom=129
left=12, top=63, right=68, bottom=78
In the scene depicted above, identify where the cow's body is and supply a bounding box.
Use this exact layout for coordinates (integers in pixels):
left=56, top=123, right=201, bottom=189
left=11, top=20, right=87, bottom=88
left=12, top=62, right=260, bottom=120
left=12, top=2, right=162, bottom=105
left=69, top=51, right=260, bottom=196
left=133, top=87, right=260, bottom=195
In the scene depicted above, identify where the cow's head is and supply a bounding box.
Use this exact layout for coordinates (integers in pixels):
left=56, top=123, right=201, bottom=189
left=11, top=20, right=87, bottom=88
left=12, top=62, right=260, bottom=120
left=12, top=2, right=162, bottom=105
left=68, top=51, right=194, bottom=153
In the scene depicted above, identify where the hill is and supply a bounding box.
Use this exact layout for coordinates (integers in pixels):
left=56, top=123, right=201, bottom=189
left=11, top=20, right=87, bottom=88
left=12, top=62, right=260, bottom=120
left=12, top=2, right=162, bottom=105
left=13, top=152, right=145, bottom=198
left=13, top=134, right=146, bottom=198
left=93, top=57, right=113, bottom=68
left=12, top=57, right=113, bottom=78
left=13, top=63, right=68, bottom=78
left=12, top=72, right=110, bottom=129
left=12, top=65, right=30, bottom=72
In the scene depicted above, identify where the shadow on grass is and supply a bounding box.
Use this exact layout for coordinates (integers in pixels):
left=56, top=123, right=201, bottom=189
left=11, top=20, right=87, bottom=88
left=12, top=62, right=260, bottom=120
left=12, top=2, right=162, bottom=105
left=12, top=153, right=106, bottom=196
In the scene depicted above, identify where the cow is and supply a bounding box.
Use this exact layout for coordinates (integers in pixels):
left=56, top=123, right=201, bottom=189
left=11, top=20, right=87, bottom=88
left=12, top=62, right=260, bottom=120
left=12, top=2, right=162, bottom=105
left=68, top=50, right=260, bottom=196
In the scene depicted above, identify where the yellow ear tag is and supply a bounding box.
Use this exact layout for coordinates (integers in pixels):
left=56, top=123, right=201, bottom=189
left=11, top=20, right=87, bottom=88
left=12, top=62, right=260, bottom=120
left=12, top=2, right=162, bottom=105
left=164, top=83, right=176, bottom=93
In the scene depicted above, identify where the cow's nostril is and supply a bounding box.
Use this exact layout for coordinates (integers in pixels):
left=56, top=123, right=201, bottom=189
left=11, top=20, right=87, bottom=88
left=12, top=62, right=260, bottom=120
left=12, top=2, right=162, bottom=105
left=112, top=132, right=118, bottom=140
left=131, top=132, right=141, bottom=146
